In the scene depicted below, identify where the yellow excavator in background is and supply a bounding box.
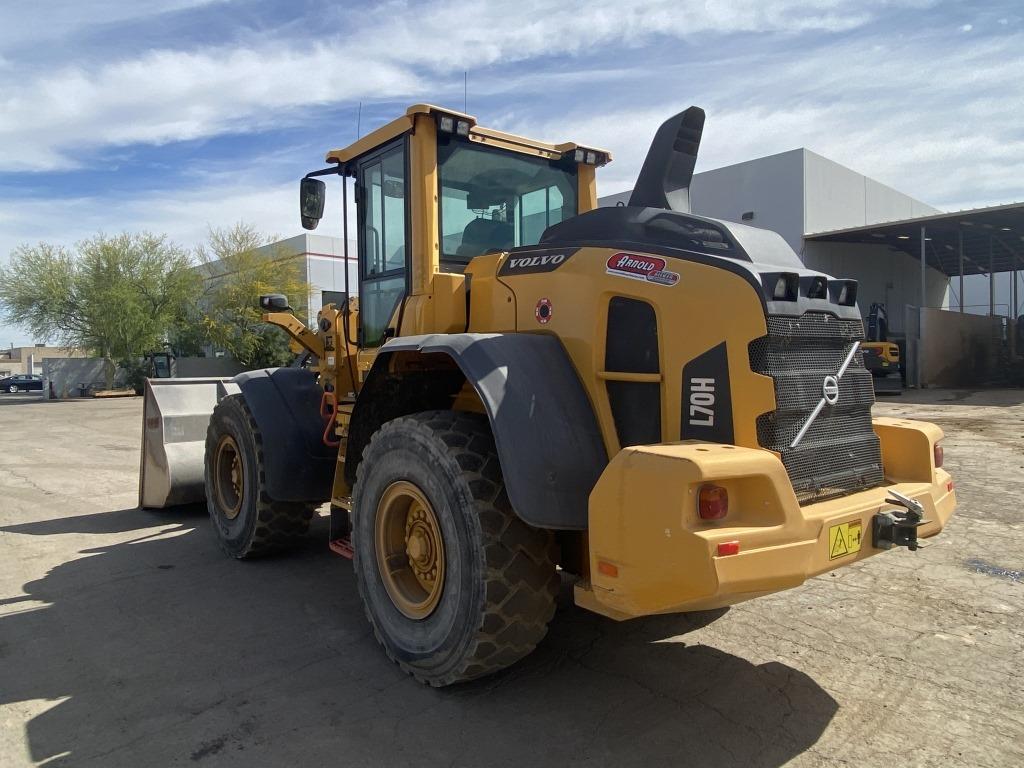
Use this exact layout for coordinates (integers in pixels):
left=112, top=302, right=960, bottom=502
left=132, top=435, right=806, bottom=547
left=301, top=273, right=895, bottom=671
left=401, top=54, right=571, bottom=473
left=140, top=104, right=956, bottom=686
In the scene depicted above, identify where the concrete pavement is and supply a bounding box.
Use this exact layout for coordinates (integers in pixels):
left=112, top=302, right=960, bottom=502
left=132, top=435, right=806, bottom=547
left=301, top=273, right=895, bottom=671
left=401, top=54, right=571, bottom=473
left=0, top=391, right=1021, bottom=767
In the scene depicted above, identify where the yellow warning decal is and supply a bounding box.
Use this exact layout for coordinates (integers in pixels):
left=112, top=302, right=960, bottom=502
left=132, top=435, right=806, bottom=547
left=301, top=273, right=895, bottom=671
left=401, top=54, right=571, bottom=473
left=828, top=520, right=863, bottom=560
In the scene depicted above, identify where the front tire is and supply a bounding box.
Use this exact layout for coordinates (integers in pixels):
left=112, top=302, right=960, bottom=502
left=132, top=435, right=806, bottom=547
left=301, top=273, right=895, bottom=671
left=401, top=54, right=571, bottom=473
left=8, top=384, right=17, bottom=393
left=352, top=411, right=559, bottom=686
left=204, top=394, right=315, bottom=558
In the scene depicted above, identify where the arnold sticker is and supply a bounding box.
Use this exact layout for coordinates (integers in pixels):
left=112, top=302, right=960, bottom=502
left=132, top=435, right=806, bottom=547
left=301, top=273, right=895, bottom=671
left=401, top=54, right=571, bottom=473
left=535, top=297, right=553, bottom=324
left=497, top=249, right=575, bottom=276
left=606, top=252, right=680, bottom=286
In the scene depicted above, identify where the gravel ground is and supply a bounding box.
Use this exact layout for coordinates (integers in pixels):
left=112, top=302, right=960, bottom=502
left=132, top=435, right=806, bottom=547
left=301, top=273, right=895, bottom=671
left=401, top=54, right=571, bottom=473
left=0, top=390, right=1020, bottom=767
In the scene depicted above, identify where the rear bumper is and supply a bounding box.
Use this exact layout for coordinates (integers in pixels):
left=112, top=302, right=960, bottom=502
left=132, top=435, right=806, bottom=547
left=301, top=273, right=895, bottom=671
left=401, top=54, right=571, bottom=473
left=575, top=418, right=954, bottom=620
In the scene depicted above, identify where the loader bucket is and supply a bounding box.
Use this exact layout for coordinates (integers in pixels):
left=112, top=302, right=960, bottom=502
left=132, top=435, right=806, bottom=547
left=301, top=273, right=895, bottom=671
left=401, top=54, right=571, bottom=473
left=138, top=377, right=236, bottom=508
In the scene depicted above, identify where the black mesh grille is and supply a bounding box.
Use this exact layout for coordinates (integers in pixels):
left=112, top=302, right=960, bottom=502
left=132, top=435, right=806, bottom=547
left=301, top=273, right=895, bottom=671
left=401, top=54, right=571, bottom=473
left=606, top=297, right=661, bottom=446
left=749, top=313, right=883, bottom=504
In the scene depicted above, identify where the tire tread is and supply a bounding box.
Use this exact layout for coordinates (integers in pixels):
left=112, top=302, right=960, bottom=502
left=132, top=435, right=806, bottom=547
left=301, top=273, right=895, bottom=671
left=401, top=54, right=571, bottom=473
left=354, top=410, right=558, bottom=686
left=206, top=395, right=315, bottom=558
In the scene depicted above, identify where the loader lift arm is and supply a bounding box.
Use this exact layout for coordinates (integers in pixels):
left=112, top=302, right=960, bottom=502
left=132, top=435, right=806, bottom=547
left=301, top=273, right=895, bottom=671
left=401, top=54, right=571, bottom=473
left=262, top=310, right=325, bottom=360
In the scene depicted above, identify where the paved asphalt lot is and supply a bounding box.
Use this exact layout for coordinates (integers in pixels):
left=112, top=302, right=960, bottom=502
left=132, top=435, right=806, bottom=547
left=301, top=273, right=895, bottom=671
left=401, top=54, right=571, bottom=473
left=0, top=390, right=1021, bottom=767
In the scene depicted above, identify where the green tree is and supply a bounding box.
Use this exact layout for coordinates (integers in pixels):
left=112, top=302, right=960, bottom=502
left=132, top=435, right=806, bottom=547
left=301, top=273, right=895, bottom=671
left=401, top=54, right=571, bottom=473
left=0, top=233, right=200, bottom=387
left=191, top=223, right=310, bottom=369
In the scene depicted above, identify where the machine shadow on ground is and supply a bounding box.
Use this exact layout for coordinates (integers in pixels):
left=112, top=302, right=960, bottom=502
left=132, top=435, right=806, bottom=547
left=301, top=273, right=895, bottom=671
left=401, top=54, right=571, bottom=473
left=1, top=506, right=838, bottom=767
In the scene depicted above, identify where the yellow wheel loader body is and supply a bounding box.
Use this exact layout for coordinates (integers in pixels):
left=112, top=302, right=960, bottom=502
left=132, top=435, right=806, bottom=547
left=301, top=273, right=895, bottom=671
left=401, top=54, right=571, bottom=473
left=143, top=102, right=957, bottom=684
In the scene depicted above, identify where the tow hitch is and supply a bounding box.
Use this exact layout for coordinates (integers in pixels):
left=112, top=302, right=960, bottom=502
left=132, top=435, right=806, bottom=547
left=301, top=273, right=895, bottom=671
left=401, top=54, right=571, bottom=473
left=873, top=490, right=929, bottom=551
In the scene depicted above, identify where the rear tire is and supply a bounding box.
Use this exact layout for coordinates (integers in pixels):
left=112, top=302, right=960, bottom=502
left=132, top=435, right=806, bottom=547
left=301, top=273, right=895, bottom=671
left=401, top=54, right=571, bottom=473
left=204, top=394, right=315, bottom=558
left=352, top=410, right=559, bottom=686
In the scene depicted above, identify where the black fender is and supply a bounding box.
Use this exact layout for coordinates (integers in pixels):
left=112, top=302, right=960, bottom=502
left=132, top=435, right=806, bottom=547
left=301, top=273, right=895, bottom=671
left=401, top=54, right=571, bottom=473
left=231, top=367, right=336, bottom=502
left=348, top=333, right=608, bottom=530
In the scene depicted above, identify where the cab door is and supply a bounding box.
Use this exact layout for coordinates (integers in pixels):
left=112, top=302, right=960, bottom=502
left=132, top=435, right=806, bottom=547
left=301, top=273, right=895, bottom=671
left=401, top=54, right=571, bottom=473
left=355, top=139, right=409, bottom=347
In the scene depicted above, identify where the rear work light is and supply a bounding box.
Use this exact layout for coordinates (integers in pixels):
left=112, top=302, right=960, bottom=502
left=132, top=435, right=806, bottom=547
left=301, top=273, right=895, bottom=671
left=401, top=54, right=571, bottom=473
left=698, top=484, right=729, bottom=520
left=934, top=442, right=944, bottom=468
left=761, top=272, right=799, bottom=302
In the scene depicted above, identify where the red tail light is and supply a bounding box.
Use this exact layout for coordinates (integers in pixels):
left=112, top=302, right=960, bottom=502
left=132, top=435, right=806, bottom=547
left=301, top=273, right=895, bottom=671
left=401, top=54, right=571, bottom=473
left=698, top=485, right=729, bottom=520
left=934, top=442, right=944, bottom=468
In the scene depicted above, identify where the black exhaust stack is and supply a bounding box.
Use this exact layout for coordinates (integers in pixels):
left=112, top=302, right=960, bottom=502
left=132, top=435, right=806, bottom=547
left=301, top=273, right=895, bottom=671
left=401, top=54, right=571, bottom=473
left=628, top=106, right=705, bottom=213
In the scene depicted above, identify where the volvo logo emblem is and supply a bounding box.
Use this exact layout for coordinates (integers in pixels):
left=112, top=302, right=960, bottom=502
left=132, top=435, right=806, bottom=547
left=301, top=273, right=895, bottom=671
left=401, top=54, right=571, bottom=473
left=790, top=341, right=861, bottom=449
left=822, top=375, right=840, bottom=405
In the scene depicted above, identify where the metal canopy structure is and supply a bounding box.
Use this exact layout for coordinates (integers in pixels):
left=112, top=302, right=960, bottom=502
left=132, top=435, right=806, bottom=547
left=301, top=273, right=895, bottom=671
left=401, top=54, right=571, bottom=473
left=804, top=201, right=1024, bottom=278
left=805, top=202, right=1024, bottom=386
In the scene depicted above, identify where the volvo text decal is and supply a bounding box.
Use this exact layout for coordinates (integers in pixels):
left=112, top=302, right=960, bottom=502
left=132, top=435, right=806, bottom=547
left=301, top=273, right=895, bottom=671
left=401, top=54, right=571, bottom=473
left=497, top=249, right=576, bottom=276
left=606, top=252, right=680, bottom=286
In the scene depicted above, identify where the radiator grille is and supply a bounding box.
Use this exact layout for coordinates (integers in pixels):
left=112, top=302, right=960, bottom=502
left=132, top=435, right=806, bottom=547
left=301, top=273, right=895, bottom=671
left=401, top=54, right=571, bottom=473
left=749, top=313, right=883, bottom=504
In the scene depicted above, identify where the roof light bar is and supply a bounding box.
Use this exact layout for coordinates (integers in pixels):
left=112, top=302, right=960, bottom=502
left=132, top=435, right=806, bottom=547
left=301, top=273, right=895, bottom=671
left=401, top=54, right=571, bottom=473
left=436, top=113, right=472, bottom=139
left=569, top=147, right=605, bottom=165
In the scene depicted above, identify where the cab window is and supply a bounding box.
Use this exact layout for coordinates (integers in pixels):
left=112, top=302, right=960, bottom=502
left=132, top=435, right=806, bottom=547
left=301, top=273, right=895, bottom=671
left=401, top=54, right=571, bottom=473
left=438, top=140, right=577, bottom=264
left=357, top=141, right=408, bottom=347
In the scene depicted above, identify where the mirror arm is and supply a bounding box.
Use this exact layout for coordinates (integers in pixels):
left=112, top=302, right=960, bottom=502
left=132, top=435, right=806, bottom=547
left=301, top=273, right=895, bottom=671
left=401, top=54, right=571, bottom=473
left=305, top=163, right=347, bottom=179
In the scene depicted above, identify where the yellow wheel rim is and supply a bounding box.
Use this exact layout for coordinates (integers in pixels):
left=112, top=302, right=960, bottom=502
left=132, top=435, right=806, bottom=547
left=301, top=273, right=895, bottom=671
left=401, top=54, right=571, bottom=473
left=374, top=481, right=446, bottom=620
left=214, top=435, right=244, bottom=520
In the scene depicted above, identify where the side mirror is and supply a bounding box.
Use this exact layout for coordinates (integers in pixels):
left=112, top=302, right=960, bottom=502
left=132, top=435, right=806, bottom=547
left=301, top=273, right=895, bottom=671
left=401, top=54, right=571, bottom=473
left=300, top=177, right=325, bottom=230
left=259, top=294, right=291, bottom=312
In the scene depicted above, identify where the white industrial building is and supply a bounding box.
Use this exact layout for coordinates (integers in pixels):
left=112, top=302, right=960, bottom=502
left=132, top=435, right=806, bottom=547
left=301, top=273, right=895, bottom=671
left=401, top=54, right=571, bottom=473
left=602, top=148, right=1023, bottom=387
left=254, top=233, right=358, bottom=321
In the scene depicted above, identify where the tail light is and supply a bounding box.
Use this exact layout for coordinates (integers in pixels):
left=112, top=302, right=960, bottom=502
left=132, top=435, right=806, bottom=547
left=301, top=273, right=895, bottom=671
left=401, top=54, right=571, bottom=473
left=934, top=442, right=944, bottom=468
left=698, top=484, right=729, bottom=520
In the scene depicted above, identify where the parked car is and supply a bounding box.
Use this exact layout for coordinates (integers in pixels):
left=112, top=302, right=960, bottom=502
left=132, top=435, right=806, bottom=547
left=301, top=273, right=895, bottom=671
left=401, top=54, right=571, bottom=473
left=0, top=374, right=44, bottom=393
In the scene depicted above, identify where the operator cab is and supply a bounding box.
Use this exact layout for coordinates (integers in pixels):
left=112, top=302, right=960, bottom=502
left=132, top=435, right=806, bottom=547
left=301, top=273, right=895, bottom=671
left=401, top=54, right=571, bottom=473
left=298, top=104, right=609, bottom=347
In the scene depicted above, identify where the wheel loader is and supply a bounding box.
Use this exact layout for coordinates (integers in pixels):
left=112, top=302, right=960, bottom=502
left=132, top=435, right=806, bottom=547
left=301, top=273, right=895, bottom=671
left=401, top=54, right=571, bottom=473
left=140, top=104, right=956, bottom=686
left=862, top=302, right=903, bottom=394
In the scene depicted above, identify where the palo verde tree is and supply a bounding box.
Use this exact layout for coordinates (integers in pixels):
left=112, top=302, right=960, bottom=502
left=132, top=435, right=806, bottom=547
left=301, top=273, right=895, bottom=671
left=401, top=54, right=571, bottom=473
left=0, top=233, right=200, bottom=388
left=190, top=223, right=310, bottom=369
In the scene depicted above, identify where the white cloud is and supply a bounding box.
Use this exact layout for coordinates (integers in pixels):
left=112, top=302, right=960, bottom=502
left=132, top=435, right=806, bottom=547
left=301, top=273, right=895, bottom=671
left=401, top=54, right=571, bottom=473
left=0, top=45, right=422, bottom=171
left=0, top=1, right=229, bottom=53
left=960, top=23, right=974, bottom=32
left=512, top=26, right=1024, bottom=211
left=0, top=0, right=932, bottom=171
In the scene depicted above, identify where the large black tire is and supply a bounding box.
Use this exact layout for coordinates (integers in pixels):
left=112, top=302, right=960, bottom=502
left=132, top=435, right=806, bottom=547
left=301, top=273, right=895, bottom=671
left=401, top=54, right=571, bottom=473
left=204, top=394, right=316, bottom=558
left=352, top=410, right=559, bottom=686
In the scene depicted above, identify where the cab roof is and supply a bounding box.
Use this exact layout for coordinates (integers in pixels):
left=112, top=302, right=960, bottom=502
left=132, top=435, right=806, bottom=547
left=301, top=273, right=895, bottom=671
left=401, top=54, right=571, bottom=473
left=324, top=104, right=612, bottom=166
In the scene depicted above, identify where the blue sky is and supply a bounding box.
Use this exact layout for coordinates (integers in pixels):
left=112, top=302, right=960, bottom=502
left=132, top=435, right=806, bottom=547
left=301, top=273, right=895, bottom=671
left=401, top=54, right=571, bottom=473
left=0, top=0, right=1021, bottom=345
